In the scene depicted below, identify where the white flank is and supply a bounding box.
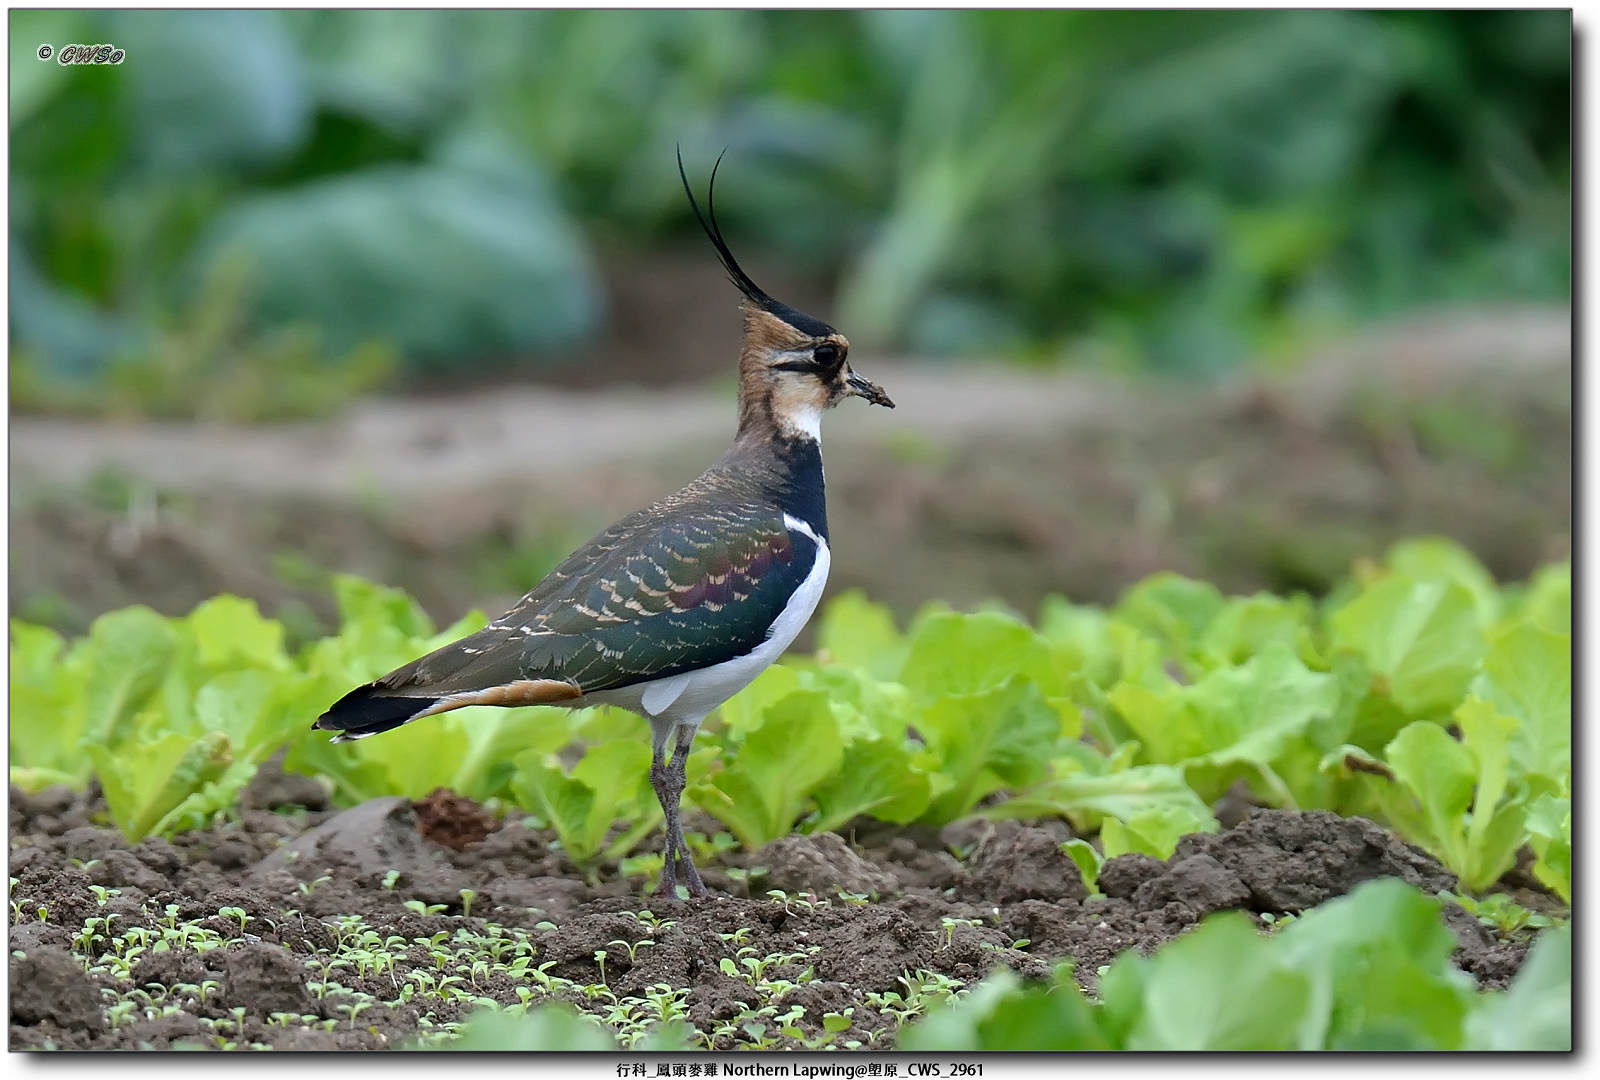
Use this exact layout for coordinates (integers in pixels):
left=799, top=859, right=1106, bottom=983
left=586, top=514, right=830, bottom=726
left=640, top=671, right=692, bottom=715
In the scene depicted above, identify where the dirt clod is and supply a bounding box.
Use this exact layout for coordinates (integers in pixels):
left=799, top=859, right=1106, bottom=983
left=10, top=946, right=107, bottom=1033
left=1173, top=809, right=1457, bottom=912
left=255, top=796, right=446, bottom=887
left=1097, top=853, right=1165, bottom=898
left=240, top=753, right=331, bottom=812
left=59, top=826, right=125, bottom=862
left=91, top=850, right=167, bottom=894
left=130, top=947, right=214, bottom=992
left=219, top=943, right=315, bottom=1017
left=758, top=832, right=899, bottom=898
left=413, top=787, right=499, bottom=851
left=961, top=821, right=1088, bottom=904
left=1131, top=854, right=1251, bottom=916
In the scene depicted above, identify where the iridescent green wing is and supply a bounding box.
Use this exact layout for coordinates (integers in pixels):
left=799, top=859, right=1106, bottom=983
left=496, top=504, right=818, bottom=692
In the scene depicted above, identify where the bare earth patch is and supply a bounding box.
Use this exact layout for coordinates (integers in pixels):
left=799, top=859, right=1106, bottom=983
left=8, top=776, right=1541, bottom=1051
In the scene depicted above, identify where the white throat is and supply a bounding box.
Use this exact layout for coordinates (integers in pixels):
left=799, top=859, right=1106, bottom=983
left=779, top=402, right=823, bottom=442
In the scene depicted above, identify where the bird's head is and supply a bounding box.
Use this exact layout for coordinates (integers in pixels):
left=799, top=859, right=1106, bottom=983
left=678, top=150, right=894, bottom=444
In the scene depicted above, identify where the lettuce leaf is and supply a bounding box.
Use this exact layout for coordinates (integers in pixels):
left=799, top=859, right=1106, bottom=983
left=689, top=690, right=844, bottom=849
left=510, top=739, right=653, bottom=867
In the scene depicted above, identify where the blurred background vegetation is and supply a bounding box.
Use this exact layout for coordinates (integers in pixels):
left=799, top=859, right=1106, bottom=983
left=7, top=8, right=1572, bottom=640
left=11, top=8, right=1570, bottom=418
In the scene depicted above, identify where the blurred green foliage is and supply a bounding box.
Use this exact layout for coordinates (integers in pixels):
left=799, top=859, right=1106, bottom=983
left=10, top=9, right=1569, bottom=414
left=12, top=255, right=397, bottom=420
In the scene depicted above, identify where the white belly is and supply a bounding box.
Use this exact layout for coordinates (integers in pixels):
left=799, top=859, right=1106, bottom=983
left=583, top=514, right=830, bottom=727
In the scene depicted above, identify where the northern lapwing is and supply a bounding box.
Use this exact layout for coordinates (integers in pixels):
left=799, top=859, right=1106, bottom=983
left=312, top=151, right=894, bottom=897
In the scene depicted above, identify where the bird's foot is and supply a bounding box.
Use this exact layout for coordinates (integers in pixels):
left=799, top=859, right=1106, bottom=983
left=676, top=831, right=707, bottom=897
left=655, top=855, right=707, bottom=898
left=679, top=859, right=708, bottom=898
left=652, top=747, right=712, bottom=899
left=656, top=860, right=679, bottom=899
left=654, top=823, right=710, bottom=899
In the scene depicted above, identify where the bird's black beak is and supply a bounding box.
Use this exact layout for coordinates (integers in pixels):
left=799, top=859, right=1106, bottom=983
left=845, top=369, right=894, bottom=409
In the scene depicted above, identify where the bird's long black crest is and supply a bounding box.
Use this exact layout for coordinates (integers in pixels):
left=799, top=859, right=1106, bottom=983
left=677, top=146, right=770, bottom=308
left=676, top=146, right=835, bottom=338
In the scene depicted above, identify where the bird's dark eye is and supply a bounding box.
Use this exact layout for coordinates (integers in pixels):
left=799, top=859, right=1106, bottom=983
left=772, top=342, right=845, bottom=375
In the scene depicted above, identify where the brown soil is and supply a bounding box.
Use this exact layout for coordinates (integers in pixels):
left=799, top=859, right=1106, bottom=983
left=9, top=770, right=1540, bottom=1051
left=412, top=789, right=499, bottom=852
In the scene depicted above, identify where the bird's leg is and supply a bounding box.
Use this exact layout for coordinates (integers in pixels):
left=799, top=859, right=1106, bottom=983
left=666, top=723, right=706, bottom=897
left=648, top=718, right=707, bottom=900
left=649, top=735, right=681, bottom=899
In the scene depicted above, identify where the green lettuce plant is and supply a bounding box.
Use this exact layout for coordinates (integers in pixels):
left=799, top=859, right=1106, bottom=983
left=510, top=740, right=658, bottom=872
left=1523, top=794, right=1571, bottom=903
left=8, top=545, right=1571, bottom=884
left=689, top=690, right=846, bottom=849
left=901, top=879, right=1568, bottom=1051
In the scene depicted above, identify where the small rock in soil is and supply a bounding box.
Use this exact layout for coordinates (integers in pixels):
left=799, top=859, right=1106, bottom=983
left=9, top=946, right=106, bottom=1032
left=759, top=832, right=899, bottom=897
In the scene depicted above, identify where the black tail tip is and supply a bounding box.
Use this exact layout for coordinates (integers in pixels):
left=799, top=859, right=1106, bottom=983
left=313, top=684, right=436, bottom=743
